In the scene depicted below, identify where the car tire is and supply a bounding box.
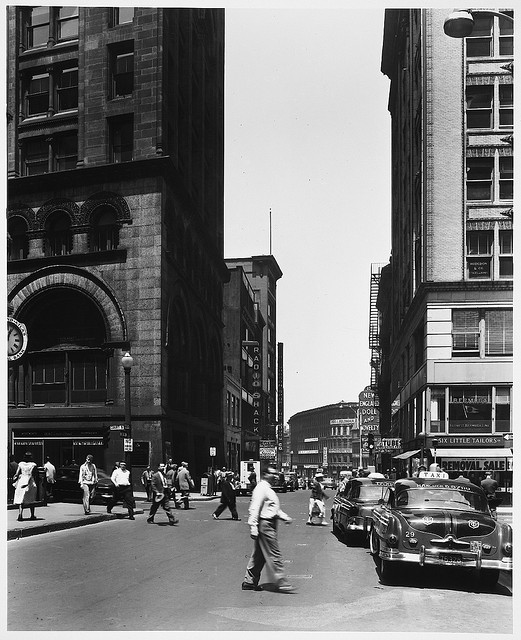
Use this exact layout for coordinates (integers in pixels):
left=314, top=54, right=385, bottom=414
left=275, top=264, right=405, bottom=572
left=369, top=526, right=380, bottom=556
left=478, top=568, right=500, bottom=589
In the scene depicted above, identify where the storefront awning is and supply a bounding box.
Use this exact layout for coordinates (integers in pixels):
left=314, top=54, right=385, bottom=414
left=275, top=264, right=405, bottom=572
left=392, top=449, right=421, bottom=460
left=433, top=448, right=513, bottom=458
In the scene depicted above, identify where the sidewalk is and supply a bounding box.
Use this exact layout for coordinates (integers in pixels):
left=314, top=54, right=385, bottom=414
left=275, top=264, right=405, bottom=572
left=7, top=492, right=219, bottom=541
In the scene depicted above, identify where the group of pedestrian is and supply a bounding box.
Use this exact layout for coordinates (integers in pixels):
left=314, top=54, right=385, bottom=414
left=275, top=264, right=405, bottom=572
left=141, top=460, right=194, bottom=510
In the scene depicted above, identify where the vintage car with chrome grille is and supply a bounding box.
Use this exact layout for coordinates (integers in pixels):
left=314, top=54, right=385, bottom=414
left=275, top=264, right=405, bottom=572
left=331, top=476, right=394, bottom=542
left=369, top=477, right=513, bottom=586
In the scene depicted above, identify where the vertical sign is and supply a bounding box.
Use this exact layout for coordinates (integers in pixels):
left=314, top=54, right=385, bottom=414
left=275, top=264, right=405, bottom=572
left=277, top=342, right=284, bottom=466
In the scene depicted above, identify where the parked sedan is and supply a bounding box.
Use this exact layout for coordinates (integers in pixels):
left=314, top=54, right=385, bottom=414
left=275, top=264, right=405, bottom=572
left=52, top=467, right=115, bottom=505
left=331, top=477, right=394, bottom=542
left=370, top=477, right=513, bottom=586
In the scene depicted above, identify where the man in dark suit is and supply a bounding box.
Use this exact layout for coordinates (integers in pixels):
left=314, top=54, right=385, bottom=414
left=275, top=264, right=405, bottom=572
left=212, top=471, right=240, bottom=520
left=147, top=463, right=179, bottom=525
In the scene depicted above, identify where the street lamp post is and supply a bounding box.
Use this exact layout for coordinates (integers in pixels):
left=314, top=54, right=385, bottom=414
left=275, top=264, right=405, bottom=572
left=121, top=352, right=134, bottom=471
left=432, top=438, right=439, bottom=468
left=444, top=8, right=513, bottom=38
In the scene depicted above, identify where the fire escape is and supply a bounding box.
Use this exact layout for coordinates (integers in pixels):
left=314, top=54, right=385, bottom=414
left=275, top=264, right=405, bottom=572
left=369, top=264, right=384, bottom=409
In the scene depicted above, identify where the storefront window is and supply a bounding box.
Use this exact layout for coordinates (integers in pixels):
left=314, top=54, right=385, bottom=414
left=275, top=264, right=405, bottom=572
left=495, top=387, right=511, bottom=433
left=449, top=386, right=492, bottom=433
left=429, top=388, right=446, bottom=433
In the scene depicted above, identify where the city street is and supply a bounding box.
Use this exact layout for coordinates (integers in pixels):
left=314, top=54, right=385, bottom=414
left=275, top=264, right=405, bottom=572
left=8, top=491, right=512, bottom=633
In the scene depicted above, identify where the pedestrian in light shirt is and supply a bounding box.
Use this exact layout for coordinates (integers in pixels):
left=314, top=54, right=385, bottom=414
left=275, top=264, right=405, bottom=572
left=78, top=455, right=98, bottom=515
left=242, top=466, right=294, bottom=593
left=106, top=461, right=135, bottom=520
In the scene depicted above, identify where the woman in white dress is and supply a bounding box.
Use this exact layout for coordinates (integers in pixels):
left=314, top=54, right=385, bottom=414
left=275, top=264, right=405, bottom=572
left=13, top=451, right=39, bottom=521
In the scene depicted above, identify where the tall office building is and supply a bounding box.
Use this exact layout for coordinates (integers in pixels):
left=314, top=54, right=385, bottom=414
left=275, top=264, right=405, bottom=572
left=225, top=256, right=283, bottom=446
left=378, top=8, right=513, bottom=500
left=222, top=264, right=265, bottom=469
left=7, top=7, right=226, bottom=484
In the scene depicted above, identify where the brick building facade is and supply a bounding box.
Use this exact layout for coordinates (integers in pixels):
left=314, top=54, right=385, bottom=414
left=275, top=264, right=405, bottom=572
left=378, top=9, right=513, bottom=501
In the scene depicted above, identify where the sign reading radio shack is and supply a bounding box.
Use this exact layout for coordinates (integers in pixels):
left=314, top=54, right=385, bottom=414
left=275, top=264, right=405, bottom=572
left=244, top=343, right=262, bottom=434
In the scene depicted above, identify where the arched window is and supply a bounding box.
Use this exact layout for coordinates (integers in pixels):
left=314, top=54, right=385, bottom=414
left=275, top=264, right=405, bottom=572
left=90, top=206, right=119, bottom=252
left=8, top=217, right=29, bottom=260
left=45, top=211, right=72, bottom=256
left=18, top=289, right=108, bottom=406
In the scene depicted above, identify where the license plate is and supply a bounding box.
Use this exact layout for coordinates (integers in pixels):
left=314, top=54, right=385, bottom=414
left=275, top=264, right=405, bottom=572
left=439, top=554, right=462, bottom=564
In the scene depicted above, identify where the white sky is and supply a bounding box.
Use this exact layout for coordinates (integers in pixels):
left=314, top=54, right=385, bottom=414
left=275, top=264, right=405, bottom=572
left=224, top=4, right=392, bottom=420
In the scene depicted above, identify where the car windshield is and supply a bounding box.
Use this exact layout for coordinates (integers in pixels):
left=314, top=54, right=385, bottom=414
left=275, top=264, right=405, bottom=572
left=395, top=486, right=488, bottom=512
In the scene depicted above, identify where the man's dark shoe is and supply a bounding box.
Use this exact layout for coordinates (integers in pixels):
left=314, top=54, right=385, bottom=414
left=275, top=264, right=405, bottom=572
left=106, top=507, right=112, bottom=514
left=169, top=518, right=179, bottom=525
left=146, top=517, right=154, bottom=524
left=242, top=582, right=262, bottom=591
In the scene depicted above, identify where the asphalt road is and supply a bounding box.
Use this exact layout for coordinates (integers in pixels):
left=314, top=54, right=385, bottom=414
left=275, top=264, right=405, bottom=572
left=8, top=491, right=513, bottom=632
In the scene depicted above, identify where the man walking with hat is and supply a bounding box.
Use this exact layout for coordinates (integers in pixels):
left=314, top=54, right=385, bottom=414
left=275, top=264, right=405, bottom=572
left=147, top=464, right=179, bottom=525
left=307, top=471, right=328, bottom=525
left=212, top=471, right=240, bottom=520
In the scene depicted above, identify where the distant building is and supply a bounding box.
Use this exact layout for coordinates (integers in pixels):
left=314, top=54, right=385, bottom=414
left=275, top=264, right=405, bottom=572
left=7, top=7, right=226, bottom=485
left=289, top=402, right=357, bottom=478
left=225, top=256, right=283, bottom=446
left=378, top=8, right=513, bottom=498
left=222, top=264, right=266, bottom=470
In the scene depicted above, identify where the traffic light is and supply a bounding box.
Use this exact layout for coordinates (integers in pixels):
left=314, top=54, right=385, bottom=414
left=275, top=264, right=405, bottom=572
left=367, top=433, right=375, bottom=453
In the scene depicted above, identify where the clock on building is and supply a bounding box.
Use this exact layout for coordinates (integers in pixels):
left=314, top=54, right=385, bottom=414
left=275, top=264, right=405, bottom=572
left=8, top=317, right=28, bottom=361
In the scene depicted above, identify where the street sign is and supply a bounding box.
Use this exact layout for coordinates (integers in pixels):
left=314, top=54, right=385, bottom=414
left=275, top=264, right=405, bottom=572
left=109, top=424, right=127, bottom=431
left=209, top=447, right=216, bottom=456
left=123, top=438, right=133, bottom=452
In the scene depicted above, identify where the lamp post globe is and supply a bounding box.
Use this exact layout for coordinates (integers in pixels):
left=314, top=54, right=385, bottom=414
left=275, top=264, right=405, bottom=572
left=122, top=352, right=134, bottom=370
left=121, top=352, right=134, bottom=471
left=443, top=10, right=475, bottom=37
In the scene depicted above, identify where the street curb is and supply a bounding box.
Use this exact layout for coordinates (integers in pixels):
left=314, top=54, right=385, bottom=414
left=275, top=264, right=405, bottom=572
left=7, top=509, right=145, bottom=541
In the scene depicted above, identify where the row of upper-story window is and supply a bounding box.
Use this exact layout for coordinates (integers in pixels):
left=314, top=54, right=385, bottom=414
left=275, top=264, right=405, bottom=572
left=21, top=6, right=135, bottom=50
left=466, top=228, right=512, bottom=280
left=20, top=115, right=133, bottom=176
left=466, top=154, right=513, bottom=202
left=464, top=12, right=513, bottom=58
left=466, top=83, right=513, bottom=130
left=8, top=207, right=121, bottom=260
left=22, top=42, right=135, bottom=120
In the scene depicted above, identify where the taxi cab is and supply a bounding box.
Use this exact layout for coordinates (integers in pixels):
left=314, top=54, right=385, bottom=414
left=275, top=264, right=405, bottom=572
left=331, top=475, right=394, bottom=542
left=369, top=474, right=513, bottom=586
